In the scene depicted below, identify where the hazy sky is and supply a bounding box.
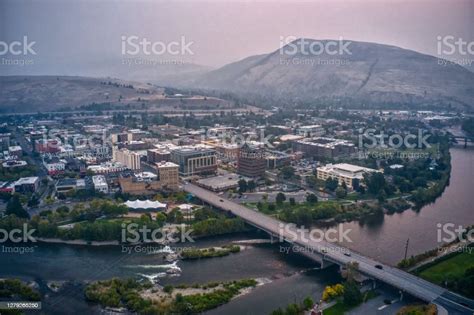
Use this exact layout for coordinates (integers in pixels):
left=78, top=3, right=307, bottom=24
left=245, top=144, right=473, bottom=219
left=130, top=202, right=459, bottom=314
left=1, top=0, right=473, bottom=71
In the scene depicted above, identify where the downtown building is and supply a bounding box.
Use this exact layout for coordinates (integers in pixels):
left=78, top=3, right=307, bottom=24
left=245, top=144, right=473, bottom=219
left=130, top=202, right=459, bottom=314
left=170, top=146, right=217, bottom=177
left=112, top=147, right=141, bottom=170
left=237, top=143, right=266, bottom=178
left=316, top=163, right=380, bottom=190
left=292, top=137, right=355, bottom=159
left=118, top=161, right=179, bottom=194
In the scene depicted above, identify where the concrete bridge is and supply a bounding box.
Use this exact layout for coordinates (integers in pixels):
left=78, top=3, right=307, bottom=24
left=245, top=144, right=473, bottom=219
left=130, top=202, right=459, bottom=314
left=184, top=182, right=474, bottom=314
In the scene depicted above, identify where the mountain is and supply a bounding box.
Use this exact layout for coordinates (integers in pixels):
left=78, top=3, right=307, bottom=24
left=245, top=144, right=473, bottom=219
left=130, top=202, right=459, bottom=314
left=1, top=56, right=212, bottom=87
left=0, top=76, right=166, bottom=113
left=193, top=39, right=474, bottom=110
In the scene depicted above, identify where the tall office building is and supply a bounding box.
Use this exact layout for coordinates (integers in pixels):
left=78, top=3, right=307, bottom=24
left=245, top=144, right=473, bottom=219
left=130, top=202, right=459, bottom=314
left=237, top=143, right=266, bottom=178
left=170, top=147, right=217, bottom=177
left=112, top=147, right=141, bottom=170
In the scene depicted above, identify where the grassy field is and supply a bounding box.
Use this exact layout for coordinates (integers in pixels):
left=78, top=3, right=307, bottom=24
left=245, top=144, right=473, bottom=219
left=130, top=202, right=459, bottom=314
left=323, top=290, right=379, bottom=315
left=418, top=252, right=474, bottom=284
left=324, top=302, right=353, bottom=315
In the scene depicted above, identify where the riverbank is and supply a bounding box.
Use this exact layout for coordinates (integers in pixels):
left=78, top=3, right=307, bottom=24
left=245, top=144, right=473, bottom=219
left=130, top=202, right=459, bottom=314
left=85, top=278, right=258, bottom=314
left=36, top=237, right=120, bottom=246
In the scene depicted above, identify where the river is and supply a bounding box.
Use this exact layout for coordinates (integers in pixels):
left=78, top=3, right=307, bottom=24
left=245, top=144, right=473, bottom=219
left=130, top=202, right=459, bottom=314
left=0, top=146, right=471, bottom=314
left=334, top=146, right=474, bottom=265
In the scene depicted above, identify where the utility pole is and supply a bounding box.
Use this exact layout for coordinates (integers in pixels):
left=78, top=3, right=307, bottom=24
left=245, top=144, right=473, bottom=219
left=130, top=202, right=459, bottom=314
left=404, top=238, right=410, bottom=260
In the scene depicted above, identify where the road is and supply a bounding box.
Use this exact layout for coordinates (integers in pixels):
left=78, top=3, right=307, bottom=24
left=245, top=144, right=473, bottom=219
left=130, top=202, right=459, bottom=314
left=184, top=182, right=474, bottom=314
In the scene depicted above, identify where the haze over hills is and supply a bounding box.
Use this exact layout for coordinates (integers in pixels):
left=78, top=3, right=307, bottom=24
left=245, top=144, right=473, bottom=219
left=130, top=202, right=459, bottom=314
left=2, top=39, right=474, bottom=112
left=0, top=76, right=167, bottom=113
left=190, top=39, right=474, bottom=110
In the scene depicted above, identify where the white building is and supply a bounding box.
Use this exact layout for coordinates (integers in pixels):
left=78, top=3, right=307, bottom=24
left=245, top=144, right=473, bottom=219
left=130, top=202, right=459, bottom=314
left=87, top=161, right=127, bottom=174
left=92, top=175, right=109, bottom=193
left=43, top=159, right=66, bottom=175
left=112, top=147, right=141, bottom=170
left=297, top=125, right=325, bottom=137
left=317, top=163, right=380, bottom=189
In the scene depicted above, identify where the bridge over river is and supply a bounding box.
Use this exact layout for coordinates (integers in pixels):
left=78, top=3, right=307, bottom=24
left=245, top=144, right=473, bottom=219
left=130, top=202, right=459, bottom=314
left=184, top=182, right=474, bottom=314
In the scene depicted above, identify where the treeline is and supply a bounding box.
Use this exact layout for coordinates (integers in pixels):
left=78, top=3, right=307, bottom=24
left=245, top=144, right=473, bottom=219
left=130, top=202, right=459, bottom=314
left=0, top=279, right=41, bottom=301
left=190, top=218, right=249, bottom=237
left=180, top=245, right=240, bottom=260
left=275, top=200, right=383, bottom=226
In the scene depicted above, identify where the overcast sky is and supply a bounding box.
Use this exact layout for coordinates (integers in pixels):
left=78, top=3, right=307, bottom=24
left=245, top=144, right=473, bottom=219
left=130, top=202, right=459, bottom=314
left=1, top=0, right=473, bottom=71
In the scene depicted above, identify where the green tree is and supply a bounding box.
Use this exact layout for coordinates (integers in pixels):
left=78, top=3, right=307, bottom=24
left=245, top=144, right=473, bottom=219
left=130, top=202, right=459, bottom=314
left=343, top=281, right=363, bottom=306
left=279, top=166, right=295, bottom=179
left=303, top=296, right=314, bottom=310
left=6, top=194, right=29, bottom=218
left=27, top=194, right=40, bottom=207
left=238, top=179, right=248, bottom=193
left=247, top=180, right=256, bottom=192
left=336, top=187, right=347, bottom=199
left=289, top=197, right=296, bottom=206
left=306, top=193, right=318, bottom=204
left=268, top=203, right=276, bottom=212
left=364, top=172, right=386, bottom=195
left=325, top=178, right=339, bottom=191
left=276, top=192, right=286, bottom=205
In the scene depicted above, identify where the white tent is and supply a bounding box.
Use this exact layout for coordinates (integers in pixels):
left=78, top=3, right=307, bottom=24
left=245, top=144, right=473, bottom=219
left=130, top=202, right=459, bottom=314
left=124, top=200, right=167, bottom=210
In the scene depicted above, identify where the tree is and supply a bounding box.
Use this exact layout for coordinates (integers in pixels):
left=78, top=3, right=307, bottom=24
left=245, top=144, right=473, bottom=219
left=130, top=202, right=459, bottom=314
left=306, top=176, right=317, bottom=188
left=27, top=195, right=40, bottom=207
left=377, top=190, right=387, bottom=203
left=238, top=179, right=248, bottom=193
left=247, top=180, right=256, bottom=192
left=306, top=193, right=318, bottom=204
left=267, top=203, right=276, bottom=212
left=155, top=212, right=167, bottom=225
left=276, top=192, right=286, bottom=205
left=289, top=197, right=296, bottom=206
left=6, top=195, right=29, bottom=219
left=343, top=281, right=363, bottom=306
left=303, top=296, right=314, bottom=310
left=364, top=172, right=386, bottom=195
left=336, top=187, right=347, bottom=199
left=279, top=166, right=295, bottom=179
left=325, top=178, right=339, bottom=191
